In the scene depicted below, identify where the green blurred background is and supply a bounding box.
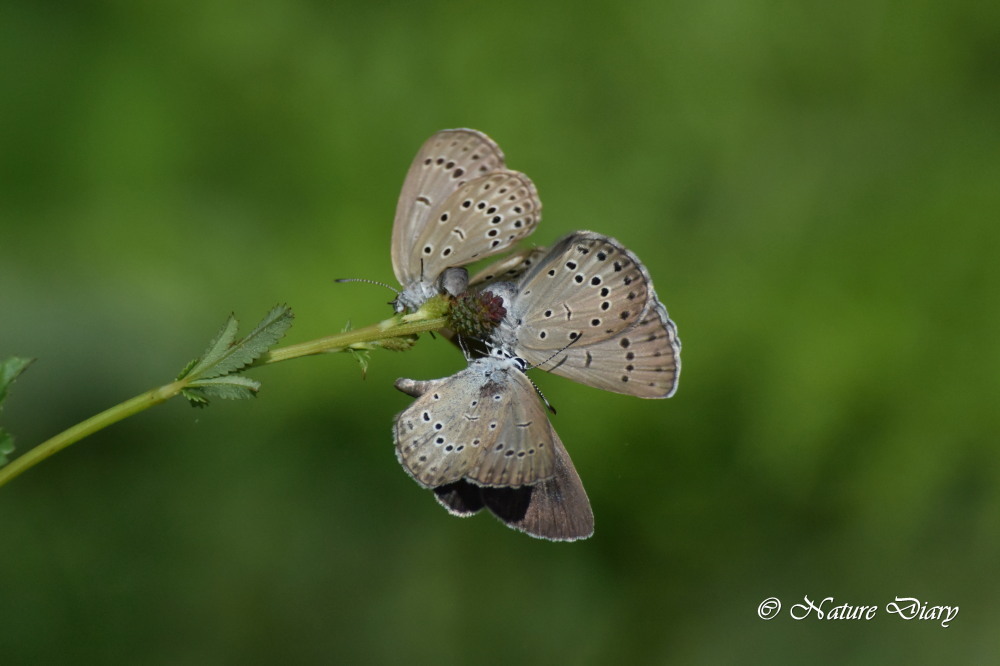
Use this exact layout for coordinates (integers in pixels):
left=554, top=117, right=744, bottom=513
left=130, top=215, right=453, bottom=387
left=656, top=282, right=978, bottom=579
left=2, top=1, right=998, bottom=662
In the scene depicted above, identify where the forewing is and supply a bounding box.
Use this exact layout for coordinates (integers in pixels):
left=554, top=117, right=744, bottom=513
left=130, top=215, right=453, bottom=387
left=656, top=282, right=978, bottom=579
left=393, top=361, right=556, bottom=488
left=409, top=171, right=541, bottom=279
left=391, top=129, right=506, bottom=285
left=504, top=231, right=681, bottom=397
left=510, top=232, right=652, bottom=358
left=464, top=363, right=556, bottom=487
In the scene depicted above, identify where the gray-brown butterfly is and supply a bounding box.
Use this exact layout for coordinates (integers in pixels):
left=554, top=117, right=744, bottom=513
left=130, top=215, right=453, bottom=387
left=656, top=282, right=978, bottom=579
left=394, top=356, right=594, bottom=541
left=390, top=129, right=542, bottom=313
left=487, top=230, right=681, bottom=398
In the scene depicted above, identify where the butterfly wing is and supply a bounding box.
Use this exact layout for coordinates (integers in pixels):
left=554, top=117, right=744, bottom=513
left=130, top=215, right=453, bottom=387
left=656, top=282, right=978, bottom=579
left=391, top=129, right=507, bottom=286
left=432, top=426, right=594, bottom=541
left=433, top=481, right=485, bottom=517
left=467, top=245, right=549, bottom=288
left=505, top=231, right=681, bottom=398
left=536, top=296, right=681, bottom=398
left=407, top=170, right=540, bottom=280
left=394, top=359, right=557, bottom=488
left=480, top=426, right=594, bottom=541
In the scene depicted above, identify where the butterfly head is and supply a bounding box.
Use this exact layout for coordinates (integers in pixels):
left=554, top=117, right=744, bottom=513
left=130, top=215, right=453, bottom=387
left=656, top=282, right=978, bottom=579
left=392, top=280, right=439, bottom=313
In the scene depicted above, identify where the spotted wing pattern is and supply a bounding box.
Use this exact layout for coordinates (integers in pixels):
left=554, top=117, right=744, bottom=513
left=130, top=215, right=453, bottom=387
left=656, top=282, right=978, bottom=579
left=498, top=231, right=681, bottom=398
left=389, top=129, right=541, bottom=312
left=408, top=171, right=539, bottom=276
left=394, top=358, right=557, bottom=488
left=391, top=129, right=506, bottom=286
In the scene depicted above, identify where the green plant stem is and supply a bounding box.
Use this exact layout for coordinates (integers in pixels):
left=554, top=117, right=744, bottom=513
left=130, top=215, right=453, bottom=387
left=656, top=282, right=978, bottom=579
left=0, top=382, right=183, bottom=488
left=254, top=314, right=448, bottom=365
left=0, top=311, right=448, bottom=489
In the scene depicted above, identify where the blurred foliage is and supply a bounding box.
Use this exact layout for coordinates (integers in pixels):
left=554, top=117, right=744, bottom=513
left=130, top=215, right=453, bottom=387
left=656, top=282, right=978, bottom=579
left=2, top=0, right=998, bottom=663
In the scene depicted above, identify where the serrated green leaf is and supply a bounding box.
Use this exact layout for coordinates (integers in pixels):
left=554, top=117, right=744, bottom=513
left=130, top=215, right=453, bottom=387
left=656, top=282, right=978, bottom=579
left=176, top=305, right=293, bottom=407
left=181, top=387, right=211, bottom=407
left=177, top=305, right=294, bottom=383
left=189, top=374, right=261, bottom=390
left=179, top=314, right=239, bottom=379
left=1, top=357, right=34, bottom=405
left=183, top=376, right=261, bottom=406
left=175, top=357, right=199, bottom=382
left=197, top=385, right=255, bottom=401
left=201, top=304, right=293, bottom=379
left=188, top=375, right=261, bottom=400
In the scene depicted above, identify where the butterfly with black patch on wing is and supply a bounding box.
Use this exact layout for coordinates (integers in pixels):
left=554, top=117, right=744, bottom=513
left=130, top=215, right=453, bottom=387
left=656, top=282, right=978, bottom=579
left=394, top=356, right=593, bottom=541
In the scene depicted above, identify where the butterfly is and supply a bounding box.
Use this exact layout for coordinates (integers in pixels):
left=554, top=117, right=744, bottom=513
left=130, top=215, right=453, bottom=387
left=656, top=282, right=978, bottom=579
left=486, top=230, right=681, bottom=399
left=390, top=129, right=542, bottom=313
left=392, top=231, right=681, bottom=539
left=394, top=356, right=594, bottom=541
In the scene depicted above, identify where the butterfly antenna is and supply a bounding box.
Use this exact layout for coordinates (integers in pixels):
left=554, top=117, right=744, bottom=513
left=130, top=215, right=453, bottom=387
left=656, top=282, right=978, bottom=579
left=527, top=373, right=557, bottom=415
left=334, top=278, right=401, bottom=296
